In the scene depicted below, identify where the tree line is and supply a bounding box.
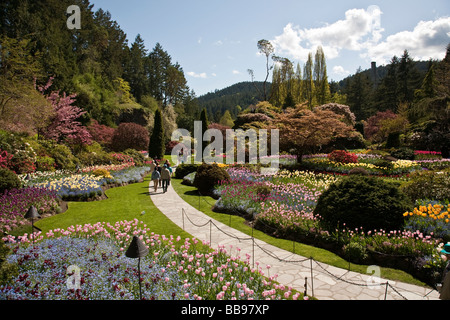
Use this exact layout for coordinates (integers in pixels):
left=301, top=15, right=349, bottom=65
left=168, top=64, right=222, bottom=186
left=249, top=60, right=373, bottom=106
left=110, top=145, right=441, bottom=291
left=0, top=0, right=200, bottom=133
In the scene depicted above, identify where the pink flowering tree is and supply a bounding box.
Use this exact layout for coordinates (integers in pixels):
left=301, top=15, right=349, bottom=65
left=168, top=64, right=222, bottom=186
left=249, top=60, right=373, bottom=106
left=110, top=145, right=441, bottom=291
left=37, top=77, right=92, bottom=146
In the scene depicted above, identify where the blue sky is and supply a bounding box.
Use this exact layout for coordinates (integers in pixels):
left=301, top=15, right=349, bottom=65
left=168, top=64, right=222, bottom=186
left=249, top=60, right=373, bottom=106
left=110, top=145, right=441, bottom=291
left=90, top=0, right=450, bottom=97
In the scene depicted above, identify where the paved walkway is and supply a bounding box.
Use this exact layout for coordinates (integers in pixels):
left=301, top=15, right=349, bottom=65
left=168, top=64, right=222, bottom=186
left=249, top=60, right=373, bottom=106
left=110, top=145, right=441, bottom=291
left=149, top=181, right=440, bottom=300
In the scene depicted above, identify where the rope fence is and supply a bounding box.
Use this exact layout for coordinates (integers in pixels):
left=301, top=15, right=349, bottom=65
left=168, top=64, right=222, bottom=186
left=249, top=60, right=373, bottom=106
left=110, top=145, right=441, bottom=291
left=180, top=201, right=439, bottom=301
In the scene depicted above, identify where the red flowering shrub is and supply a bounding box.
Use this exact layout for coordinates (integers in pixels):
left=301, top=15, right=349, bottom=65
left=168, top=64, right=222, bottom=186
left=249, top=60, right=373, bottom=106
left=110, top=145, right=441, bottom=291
left=87, top=120, right=115, bottom=147
left=110, top=123, right=149, bottom=152
left=328, top=150, right=358, bottom=164
left=110, top=153, right=135, bottom=165
left=0, top=150, right=13, bottom=169
left=165, top=140, right=181, bottom=154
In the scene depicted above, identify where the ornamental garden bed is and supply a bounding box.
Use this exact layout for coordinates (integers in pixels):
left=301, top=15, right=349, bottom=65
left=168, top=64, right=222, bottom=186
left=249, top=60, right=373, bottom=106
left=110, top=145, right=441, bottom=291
left=189, top=153, right=450, bottom=287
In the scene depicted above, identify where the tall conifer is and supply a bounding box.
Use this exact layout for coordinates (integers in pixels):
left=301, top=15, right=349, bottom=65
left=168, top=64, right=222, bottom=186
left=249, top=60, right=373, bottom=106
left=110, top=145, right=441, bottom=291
left=149, top=108, right=165, bottom=159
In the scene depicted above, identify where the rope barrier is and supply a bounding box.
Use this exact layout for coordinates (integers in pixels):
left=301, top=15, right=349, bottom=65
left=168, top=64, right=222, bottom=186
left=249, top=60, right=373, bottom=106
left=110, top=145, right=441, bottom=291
left=180, top=203, right=440, bottom=300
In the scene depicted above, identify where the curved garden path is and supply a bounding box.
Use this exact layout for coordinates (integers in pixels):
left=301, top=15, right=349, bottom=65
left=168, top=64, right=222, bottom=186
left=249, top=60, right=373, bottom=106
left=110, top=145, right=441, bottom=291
left=149, top=180, right=440, bottom=300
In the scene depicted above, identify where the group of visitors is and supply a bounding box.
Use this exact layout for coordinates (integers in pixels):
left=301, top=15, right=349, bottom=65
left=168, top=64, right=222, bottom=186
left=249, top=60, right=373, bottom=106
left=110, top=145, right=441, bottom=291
left=150, top=159, right=173, bottom=193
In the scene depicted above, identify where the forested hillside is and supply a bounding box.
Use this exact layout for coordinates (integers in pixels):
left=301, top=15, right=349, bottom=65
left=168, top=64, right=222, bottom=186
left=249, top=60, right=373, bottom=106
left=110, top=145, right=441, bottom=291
left=0, top=0, right=200, bottom=136
left=197, top=81, right=269, bottom=122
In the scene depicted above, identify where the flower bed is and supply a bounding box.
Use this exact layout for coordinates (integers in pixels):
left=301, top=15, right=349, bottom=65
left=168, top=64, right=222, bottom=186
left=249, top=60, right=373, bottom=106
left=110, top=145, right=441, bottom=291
left=20, top=166, right=151, bottom=201
left=0, top=188, right=59, bottom=234
left=1, top=220, right=305, bottom=300
left=301, top=156, right=422, bottom=175
left=210, top=165, right=448, bottom=285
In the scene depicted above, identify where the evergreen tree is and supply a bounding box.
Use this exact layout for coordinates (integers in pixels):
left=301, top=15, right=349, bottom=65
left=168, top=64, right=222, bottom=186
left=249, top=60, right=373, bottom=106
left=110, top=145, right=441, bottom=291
left=303, top=53, right=315, bottom=109
left=346, top=67, right=373, bottom=121
left=124, top=34, right=148, bottom=102
left=219, top=110, right=234, bottom=127
left=200, top=108, right=209, bottom=138
left=149, top=108, right=165, bottom=159
left=398, top=50, right=421, bottom=105
left=313, top=46, right=331, bottom=105
left=376, top=56, right=400, bottom=112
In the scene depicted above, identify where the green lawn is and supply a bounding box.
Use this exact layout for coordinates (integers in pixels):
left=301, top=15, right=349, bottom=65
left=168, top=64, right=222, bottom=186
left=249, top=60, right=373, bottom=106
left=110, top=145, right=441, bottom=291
left=34, top=175, right=192, bottom=241
left=171, top=177, right=429, bottom=287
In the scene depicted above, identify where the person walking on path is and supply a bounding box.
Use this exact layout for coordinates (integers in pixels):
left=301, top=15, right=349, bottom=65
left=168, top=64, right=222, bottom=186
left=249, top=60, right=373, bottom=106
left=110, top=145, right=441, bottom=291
left=156, top=162, right=162, bottom=187
left=161, top=165, right=171, bottom=193
left=439, top=243, right=450, bottom=300
left=151, top=166, right=160, bottom=193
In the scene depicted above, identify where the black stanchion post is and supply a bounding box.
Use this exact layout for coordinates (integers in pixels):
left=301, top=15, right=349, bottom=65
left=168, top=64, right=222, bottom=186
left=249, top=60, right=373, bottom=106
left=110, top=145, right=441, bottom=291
left=310, top=257, right=314, bottom=298
left=384, top=282, right=389, bottom=300
left=304, top=277, right=308, bottom=296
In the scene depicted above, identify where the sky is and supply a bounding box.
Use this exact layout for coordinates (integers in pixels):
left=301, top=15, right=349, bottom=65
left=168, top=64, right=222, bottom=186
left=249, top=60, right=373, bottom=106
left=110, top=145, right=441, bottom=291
left=90, top=0, right=450, bottom=97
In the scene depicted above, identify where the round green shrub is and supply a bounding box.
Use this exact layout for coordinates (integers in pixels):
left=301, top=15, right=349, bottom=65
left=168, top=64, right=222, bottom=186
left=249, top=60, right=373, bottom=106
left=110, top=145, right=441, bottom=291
left=342, top=242, right=368, bottom=264
left=0, top=168, right=21, bottom=193
left=314, top=175, right=411, bottom=232
left=193, top=163, right=230, bottom=195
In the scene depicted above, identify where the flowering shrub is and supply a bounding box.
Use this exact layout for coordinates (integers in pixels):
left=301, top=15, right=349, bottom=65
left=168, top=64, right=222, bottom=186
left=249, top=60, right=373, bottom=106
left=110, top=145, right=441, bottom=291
left=1, top=220, right=305, bottom=300
left=0, top=150, right=13, bottom=169
left=327, top=150, right=358, bottom=164
left=110, top=153, right=135, bottom=165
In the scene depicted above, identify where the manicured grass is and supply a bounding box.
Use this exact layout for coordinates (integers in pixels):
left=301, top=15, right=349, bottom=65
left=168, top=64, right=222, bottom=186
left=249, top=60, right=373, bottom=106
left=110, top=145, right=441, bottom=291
left=35, top=175, right=193, bottom=241
left=171, top=178, right=429, bottom=287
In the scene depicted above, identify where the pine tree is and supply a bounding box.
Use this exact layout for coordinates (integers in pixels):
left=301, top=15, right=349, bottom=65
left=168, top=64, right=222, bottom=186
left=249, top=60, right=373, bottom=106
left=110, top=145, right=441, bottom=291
left=124, top=34, right=148, bottom=102
left=149, top=108, right=165, bottom=159
left=200, top=108, right=209, bottom=138
left=346, top=67, right=373, bottom=121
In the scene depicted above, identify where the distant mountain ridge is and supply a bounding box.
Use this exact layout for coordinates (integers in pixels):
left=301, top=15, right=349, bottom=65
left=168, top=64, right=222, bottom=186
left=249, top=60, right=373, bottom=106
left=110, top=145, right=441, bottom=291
left=197, top=81, right=270, bottom=122
left=197, top=60, right=431, bottom=122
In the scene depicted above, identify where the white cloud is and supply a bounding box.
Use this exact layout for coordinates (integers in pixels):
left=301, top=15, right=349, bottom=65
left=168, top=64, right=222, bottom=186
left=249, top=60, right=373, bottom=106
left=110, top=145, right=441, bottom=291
left=214, top=40, right=223, bottom=46
left=365, top=17, right=450, bottom=64
left=232, top=70, right=241, bottom=75
left=271, top=6, right=449, bottom=68
left=271, top=6, right=383, bottom=61
left=187, top=71, right=207, bottom=78
left=332, top=65, right=350, bottom=77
